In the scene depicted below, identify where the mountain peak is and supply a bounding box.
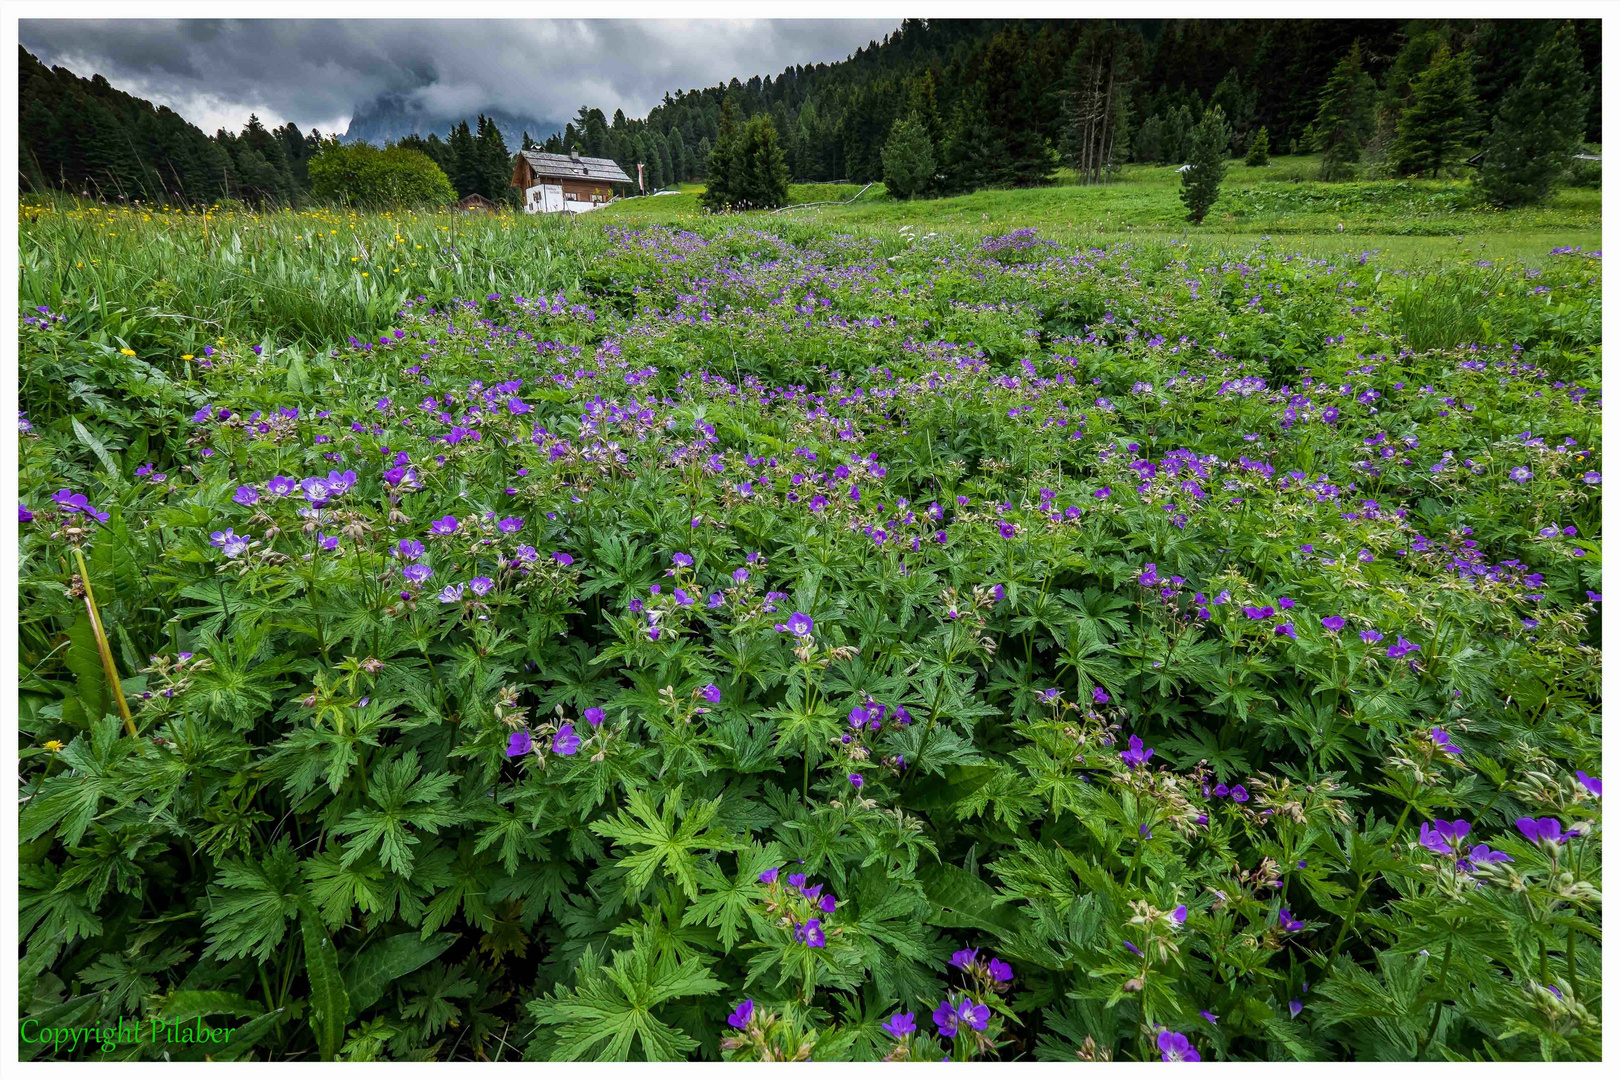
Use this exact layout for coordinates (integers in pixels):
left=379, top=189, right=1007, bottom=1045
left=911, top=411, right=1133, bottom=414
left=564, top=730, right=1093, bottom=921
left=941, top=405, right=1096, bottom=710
left=340, top=93, right=560, bottom=146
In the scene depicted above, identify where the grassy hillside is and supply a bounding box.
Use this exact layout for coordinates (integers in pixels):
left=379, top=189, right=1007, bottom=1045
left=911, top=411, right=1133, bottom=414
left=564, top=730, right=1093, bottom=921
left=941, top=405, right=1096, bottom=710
left=599, top=157, right=1601, bottom=261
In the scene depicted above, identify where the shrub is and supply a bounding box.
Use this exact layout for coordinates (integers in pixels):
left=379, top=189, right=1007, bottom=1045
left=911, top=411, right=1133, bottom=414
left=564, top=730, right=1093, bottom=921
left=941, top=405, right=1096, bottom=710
left=307, top=143, right=456, bottom=208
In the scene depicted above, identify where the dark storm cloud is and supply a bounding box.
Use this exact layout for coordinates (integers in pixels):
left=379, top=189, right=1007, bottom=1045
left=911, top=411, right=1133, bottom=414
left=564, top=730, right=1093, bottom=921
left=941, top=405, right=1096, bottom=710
left=18, top=19, right=900, bottom=134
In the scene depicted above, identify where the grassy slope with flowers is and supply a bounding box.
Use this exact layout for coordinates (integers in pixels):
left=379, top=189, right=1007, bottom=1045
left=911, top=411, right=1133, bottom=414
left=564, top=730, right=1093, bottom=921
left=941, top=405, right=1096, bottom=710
left=17, top=191, right=1602, bottom=1062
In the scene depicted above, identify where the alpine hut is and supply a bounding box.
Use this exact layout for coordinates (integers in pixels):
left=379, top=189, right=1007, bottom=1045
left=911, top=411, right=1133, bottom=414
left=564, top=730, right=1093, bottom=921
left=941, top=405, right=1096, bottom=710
left=456, top=193, right=498, bottom=213
left=511, top=148, right=634, bottom=214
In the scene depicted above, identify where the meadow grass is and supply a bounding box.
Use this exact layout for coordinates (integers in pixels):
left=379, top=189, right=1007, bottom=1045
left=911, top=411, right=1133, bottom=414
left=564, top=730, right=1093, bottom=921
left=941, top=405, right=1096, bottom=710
left=17, top=154, right=1599, bottom=372
left=603, top=156, right=1601, bottom=254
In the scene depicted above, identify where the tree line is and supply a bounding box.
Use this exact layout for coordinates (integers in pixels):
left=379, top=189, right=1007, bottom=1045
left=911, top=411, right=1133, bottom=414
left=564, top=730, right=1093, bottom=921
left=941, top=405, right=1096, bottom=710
left=19, top=18, right=1601, bottom=211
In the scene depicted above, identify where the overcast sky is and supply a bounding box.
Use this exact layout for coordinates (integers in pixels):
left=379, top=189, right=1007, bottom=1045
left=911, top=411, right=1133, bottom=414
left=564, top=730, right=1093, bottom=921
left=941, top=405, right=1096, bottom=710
left=19, top=19, right=902, bottom=134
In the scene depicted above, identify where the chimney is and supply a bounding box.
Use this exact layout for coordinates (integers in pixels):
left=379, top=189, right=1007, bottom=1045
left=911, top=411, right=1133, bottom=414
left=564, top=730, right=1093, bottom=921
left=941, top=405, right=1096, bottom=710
left=570, top=148, right=581, bottom=162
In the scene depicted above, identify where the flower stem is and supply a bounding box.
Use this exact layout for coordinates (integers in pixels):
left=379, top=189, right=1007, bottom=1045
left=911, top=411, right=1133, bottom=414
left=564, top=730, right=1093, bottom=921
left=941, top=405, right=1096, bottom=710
left=73, top=546, right=137, bottom=738
left=1417, top=930, right=1454, bottom=1058
left=1567, top=923, right=1578, bottom=997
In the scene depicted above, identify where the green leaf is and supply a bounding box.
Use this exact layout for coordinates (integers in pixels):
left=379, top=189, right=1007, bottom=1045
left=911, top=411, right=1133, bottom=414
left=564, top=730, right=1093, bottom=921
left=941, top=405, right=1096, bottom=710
left=343, top=931, right=457, bottom=1014
left=526, top=932, right=723, bottom=1061
left=590, top=785, right=745, bottom=901
left=917, top=862, right=1029, bottom=939
left=158, top=990, right=264, bottom=1026
left=71, top=415, right=119, bottom=475
left=299, top=900, right=351, bottom=1061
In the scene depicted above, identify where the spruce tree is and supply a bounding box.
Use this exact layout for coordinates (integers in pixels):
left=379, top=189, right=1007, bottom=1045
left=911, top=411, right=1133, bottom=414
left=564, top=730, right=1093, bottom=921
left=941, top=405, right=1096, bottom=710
left=667, top=127, right=688, bottom=182
left=1310, top=41, right=1376, bottom=181
left=474, top=116, right=512, bottom=203
left=1390, top=45, right=1479, bottom=178
left=881, top=112, right=935, bottom=199
left=939, top=84, right=1000, bottom=193
left=1245, top=125, right=1270, bottom=166
left=699, top=100, right=742, bottom=211
left=1179, top=105, right=1229, bottom=224
left=734, top=114, right=790, bottom=209
left=446, top=121, right=479, bottom=198
left=1133, top=115, right=1164, bottom=164
left=1476, top=23, right=1588, bottom=207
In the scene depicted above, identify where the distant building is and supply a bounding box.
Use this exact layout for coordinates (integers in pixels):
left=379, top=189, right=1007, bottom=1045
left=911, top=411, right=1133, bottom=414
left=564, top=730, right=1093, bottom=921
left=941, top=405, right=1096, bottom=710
left=511, top=149, right=634, bottom=214
left=456, top=193, right=499, bottom=213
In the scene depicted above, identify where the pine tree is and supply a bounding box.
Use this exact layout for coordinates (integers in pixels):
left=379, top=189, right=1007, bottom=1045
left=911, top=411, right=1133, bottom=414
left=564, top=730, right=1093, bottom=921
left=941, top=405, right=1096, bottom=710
left=939, top=83, right=1000, bottom=194
left=1245, top=125, right=1270, bottom=166
left=734, top=114, right=790, bottom=209
left=881, top=112, right=936, bottom=199
left=1179, top=105, right=1229, bottom=224
left=980, top=27, right=1054, bottom=186
left=699, top=100, right=742, bottom=211
left=1476, top=23, right=1588, bottom=206
left=1133, top=115, right=1164, bottom=164
left=1390, top=45, right=1479, bottom=178
left=446, top=121, right=479, bottom=198
left=1309, top=41, right=1377, bottom=181
left=667, top=127, right=688, bottom=182
left=1060, top=28, right=1135, bottom=184
left=473, top=116, right=512, bottom=203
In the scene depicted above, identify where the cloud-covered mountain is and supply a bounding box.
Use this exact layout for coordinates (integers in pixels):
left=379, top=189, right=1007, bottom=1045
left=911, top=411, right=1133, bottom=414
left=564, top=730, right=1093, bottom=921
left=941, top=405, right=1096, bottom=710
left=339, top=91, right=560, bottom=146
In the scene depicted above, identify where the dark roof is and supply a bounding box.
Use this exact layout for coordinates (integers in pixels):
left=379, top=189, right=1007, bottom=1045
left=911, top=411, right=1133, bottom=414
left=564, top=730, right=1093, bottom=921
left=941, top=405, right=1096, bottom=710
left=519, top=150, right=633, bottom=185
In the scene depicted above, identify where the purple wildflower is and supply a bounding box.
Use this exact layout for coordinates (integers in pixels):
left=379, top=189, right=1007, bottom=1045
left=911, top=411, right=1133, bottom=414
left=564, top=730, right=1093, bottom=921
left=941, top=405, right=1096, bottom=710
left=1158, top=1031, right=1201, bottom=1062
left=552, top=724, right=580, bottom=756
left=1120, top=734, right=1154, bottom=769
left=1515, top=817, right=1570, bottom=844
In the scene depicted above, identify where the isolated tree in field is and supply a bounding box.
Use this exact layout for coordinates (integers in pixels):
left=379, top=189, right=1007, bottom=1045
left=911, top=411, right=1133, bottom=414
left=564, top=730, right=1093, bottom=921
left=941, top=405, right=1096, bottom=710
left=738, top=115, right=791, bottom=208
left=1477, top=23, right=1589, bottom=207
left=1179, top=105, right=1230, bottom=224
left=881, top=112, right=936, bottom=199
left=699, top=100, right=742, bottom=211
left=1309, top=41, right=1376, bottom=181
left=1245, top=125, right=1270, bottom=166
left=703, top=112, right=789, bottom=212
left=1390, top=45, right=1479, bottom=178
